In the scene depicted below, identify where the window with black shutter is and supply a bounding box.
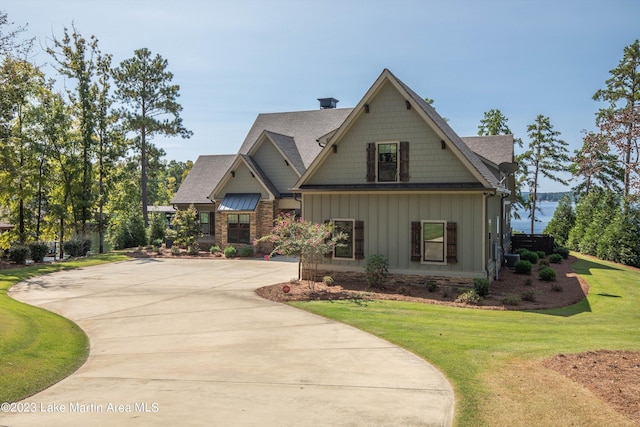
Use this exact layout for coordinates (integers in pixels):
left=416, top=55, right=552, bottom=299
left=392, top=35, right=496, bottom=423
left=410, top=221, right=457, bottom=264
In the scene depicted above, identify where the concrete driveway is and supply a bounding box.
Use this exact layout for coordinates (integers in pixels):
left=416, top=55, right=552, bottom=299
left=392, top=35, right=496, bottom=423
left=4, top=258, right=454, bottom=426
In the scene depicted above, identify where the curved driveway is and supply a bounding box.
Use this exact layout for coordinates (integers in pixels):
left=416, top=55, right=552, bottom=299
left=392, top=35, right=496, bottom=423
left=5, top=258, right=453, bottom=426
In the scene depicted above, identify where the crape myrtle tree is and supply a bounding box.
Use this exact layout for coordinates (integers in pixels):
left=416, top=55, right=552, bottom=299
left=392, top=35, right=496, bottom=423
left=520, top=115, right=570, bottom=234
left=257, top=213, right=346, bottom=290
left=113, top=48, right=192, bottom=226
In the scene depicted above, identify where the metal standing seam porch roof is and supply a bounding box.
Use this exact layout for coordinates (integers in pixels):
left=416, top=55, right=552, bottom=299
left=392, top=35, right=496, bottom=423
left=217, top=193, right=262, bottom=212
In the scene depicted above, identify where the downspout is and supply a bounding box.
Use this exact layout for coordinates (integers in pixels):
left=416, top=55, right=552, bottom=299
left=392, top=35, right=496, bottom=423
left=482, top=192, right=488, bottom=280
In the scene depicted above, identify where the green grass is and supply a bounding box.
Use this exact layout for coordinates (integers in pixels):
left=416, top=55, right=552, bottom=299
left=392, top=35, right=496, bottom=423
left=0, top=253, right=129, bottom=402
left=290, top=253, right=640, bottom=426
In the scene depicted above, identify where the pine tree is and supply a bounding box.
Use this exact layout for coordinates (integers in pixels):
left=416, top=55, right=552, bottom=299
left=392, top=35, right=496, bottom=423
left=593, top=39, right=640, bottom=198
left=113, top=48, right=192, bottom=226
left=520, top=115, right=570, bottom=234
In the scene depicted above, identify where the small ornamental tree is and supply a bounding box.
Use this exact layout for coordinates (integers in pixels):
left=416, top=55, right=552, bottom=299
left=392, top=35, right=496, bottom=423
left=257, top=213, right=346, bottom=289
left=173, top=205, right=201, bottom=250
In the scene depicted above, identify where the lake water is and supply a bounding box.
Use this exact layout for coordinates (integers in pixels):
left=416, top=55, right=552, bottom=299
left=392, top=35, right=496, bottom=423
left=511, top=201, right=559, bottom=234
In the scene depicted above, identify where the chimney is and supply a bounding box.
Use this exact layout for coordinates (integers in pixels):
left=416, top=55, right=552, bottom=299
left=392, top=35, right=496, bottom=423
left=318, top=97, right=339, bottom=109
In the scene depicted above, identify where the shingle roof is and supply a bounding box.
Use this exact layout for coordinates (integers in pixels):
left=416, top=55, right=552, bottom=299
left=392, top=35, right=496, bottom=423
left=171, top=154, right=235, bottom=204
left=263, top=131, right=306, bottom=175
left=239, top=108, right=353, bottom=169
left=239, top=154, right=280, bottom=198
left=390, top=70, right=504, bottom=188
left=461, top=135, right=514, bottom=166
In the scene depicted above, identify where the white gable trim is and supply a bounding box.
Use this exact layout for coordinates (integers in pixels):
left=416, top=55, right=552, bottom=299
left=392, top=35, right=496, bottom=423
left=209, top=155, right=276, bottom=201
left=295, top=69, right=494, bottom=190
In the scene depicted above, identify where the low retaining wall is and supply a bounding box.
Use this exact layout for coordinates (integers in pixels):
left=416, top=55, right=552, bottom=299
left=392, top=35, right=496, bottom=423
left=310, top=269, right=474, bottom=289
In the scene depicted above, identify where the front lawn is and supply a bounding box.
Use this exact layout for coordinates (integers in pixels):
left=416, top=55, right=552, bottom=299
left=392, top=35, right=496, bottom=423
left=290, top=253, right=640, bottom=426
left=0, top=253, right=129, bottom=402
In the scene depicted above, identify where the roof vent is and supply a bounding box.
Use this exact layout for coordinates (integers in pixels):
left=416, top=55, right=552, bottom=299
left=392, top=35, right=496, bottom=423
left=318, top=97, right=339, bottom=109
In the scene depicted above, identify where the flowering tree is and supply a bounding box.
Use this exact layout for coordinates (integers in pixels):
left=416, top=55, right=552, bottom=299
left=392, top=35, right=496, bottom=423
left=257, top=213, right=346, bottom=289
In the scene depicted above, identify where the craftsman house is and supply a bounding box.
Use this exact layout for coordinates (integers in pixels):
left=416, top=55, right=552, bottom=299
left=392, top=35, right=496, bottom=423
left=171, top=107, right=352, bottom=249
left=293, top=69, right=515, bottom=281
left=173, top=69, right=515, bottom=281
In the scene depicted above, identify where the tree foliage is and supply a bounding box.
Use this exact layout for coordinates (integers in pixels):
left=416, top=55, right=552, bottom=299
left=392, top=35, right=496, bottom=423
left=592, top=39, right=640, bottom=198
left=570, top=130, right=624, bottom=198
left=172, top=205, right=201, bottom=249
left=257, top=213, right=346, bottom=286
left=520, top=115, right=570, bottom=233
left=0, top=13, right=192, bottom=254
left=543, top=194, right=575, bottom=246
left=113, top=48, right=192, bottom=225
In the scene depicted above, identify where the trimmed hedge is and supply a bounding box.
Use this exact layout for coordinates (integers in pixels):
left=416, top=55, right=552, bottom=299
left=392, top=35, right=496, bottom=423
left=514, top=260, right=533, bottom=275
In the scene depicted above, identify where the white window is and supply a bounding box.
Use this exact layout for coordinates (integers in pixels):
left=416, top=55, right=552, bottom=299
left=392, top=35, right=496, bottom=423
left=422, top=220, right=447, bottom=264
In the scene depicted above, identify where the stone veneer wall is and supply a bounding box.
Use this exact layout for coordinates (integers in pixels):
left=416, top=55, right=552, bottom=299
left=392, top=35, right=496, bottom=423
left=255, top=200, right=276, bottom=253
left=213, top=200, right=276, bottom=253
left=312, top=269, right=474, bottom=288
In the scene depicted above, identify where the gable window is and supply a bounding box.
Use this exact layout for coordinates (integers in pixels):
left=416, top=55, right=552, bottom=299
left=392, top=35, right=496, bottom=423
left=228, top=214, right=250, bottom=244
left=367, top=141, right=409, bottom=182
left=377, top=143, right=398, bottom=182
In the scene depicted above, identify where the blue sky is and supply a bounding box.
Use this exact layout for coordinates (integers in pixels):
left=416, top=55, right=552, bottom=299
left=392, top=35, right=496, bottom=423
left=4, top=0, right=640, bottom=192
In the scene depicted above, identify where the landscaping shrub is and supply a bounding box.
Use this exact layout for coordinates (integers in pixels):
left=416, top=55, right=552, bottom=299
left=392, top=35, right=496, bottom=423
left=364, top=254, right=389, bottom=287
left=539, top=260, right=550, bottom=268
left=551, top=283, right=563, bottom=292
left=322, top=276, right=334, bottom=286
left=63, top=239, right=92, bottom=257
left=28, top=242, right=50, bottom=263
left=224, top=246, right=237, bottom=258
left=455, top=290, right=481, bottom=305
left=239, top=247, right=254, bottom=257
left=171, top=246, right=181, bottom=255
left=519, top=251, right=539, bottom=264
left=549, top=253, right=563, bottom=264
left=151, top=238, right=163, bottom=247
left=473, top=278, right=490, bottom=297
left=523, top=278, right=533, bottom=286
left=427, top=281, right=438, bottom=292
left=514, top=248, right=529, bottom=255
left=536, top=250, right=546, bottom=260
left=9, top=245, right=30, bottom=264
left=521, top=289, right=537, bottom=302
left=108, top=208, right=147, bottom=249
left=553, top=245, right=570, bottom=259
left=539, top=267, right=557, bottom=281
left=187, top=243, right=200, bottom=255
left=148, top=211, right=166, bottom=243
left=501, top=294, right=521, bottom=306
left=514, top=260, right=533, bottom=275
left=209, top=245, right=222, bottom=253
